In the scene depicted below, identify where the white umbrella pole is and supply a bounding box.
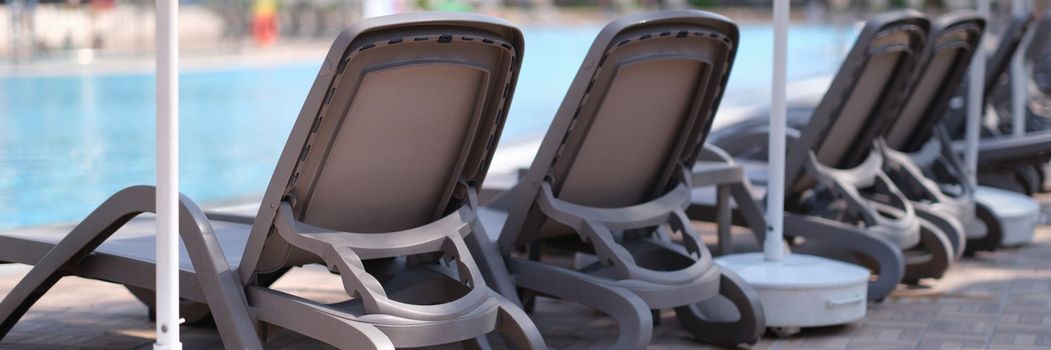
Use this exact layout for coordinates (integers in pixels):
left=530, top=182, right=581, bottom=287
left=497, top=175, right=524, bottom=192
left=765, top=0, right=789, bottom=262
left=154, top=0, right=181, bottom=349
left=363, top=0, right=395, bottom=18
left=1010, top=0, right=1031, bottom=138
left=965, top=0, right=989, bottom=190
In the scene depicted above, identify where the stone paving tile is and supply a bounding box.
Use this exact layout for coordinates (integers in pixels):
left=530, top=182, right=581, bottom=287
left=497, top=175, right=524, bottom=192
left=1, top=198, right=1051, bottom=349
left=917, top=336, right=990, bottom=350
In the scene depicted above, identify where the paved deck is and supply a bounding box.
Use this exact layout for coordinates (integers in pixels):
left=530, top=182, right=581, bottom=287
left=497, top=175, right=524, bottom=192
left=1, top=198, right=1050, bottom=349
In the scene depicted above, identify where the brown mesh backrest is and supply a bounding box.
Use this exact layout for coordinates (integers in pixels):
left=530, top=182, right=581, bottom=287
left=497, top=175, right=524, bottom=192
left=501, top=11, right=738, bottom=244
left=290, top=31, right=516, bottom=233
left=984, top=13, right=1034, bottom=101
left=556, top=48, right=718, bottom=208
left=883, top=13, right=984, bottom=153
left=240, top=14, right=523, bottom=276
left=785, top=11, right=929, bottom=195
left=815, top=52, right=904, bottom=167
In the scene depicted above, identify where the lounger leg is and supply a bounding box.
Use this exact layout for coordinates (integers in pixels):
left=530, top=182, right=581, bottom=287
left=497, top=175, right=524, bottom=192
left=493, top=295, right=547, bottom=350
left=0, top=197, right=139, bottom=339
left=967, top=203, right=1004, bottom=253
left=464, top=224, right=523, bottom=307
left=247, top=286, right=395, bottom=349
left=685, top=183, right=767, bottom=247
left=674, top=269, right=765, bottom=346
left=458, top=293, right=547, bottom=350
left=0, top=185, right=166, bottom=338
left=461, top=337, right=494, bottom=350
left=902, top=220, right=954, bottom=283
left=729, top=183, right=769, bottom=246
left=0, top=186, right=262, bottom=349
left=715, top=186, right=733, bottom=255
left=783, top=214, right=904, bottom=301
left=177, top=191, right=264, bottom=349
left=512, top=258, right=652, bottom=350
left=914, top=207, right=965, bottom=260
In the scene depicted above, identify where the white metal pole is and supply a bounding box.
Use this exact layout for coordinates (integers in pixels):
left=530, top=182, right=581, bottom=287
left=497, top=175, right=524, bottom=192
left=1010, top=0, right=1031, bottom=137
left=965, top=0, right=989, bottom=190
left=363, top=0, right=395, bottom=18
left=155, top=0, right=181, bottom=348
left=766, top=0, right=789, bottom=262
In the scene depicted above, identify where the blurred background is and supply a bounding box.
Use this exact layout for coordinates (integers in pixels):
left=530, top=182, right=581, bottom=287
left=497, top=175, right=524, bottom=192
left=0, top=0, right=1045, bottom=231
left=1, top=1, right=1043, bottom=60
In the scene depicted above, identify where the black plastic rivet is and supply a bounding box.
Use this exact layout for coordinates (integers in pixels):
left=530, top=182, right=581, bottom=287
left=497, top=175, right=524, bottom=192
left=676, top=31, right=688, bottom=38
left=358, top=43, right=375, bottom=51
left=310, top=117, right=322, bottom=132
left=388, top=38, right=403, bottom=44
left=414, top=36, right=428, bottom=41
left=482, top=38, right=495, bottom=44
left=438, top=35, right=452, bottom=43
left=323, top=88, right=335, bottom=104
left=659, top=31, right=671, bottom=37
left=640, top=34, right=652, bottom=40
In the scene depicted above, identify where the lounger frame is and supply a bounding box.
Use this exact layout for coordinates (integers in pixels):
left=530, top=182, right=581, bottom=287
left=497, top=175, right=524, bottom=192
left=0, top=13, right=545, bottom=350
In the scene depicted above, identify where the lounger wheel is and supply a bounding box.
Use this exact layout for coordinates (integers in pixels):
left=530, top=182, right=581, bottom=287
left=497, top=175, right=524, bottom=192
left=966, top=203, right=1004, bottom=253
left=674, top=270, right=765, bottom=346
left=979, top=169, right=1031, bottom=195
left=125, top=286, right=213, bottom=326
left=901, top=220, right=953, bottom=283
left=1032, top=164, right=1046, bottom=193
left=784, top=214, right=904, bottom=301
left=914, top=208, right=965, bottom=260
left=1015, top=165, right=1041, bottom=196
left=518, top=288, right=537, bottom=314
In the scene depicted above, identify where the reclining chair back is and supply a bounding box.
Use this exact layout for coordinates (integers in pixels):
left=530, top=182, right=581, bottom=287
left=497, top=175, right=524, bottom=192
left=786, top=11, right=929, bottom=197
left=983, top=13, right=1034, bottom=102
left=883, top=12, right=985, bottom=153
left=1029, top=11, right=1051, bottom=96
left=497, top=11, right=738, bottom=249
left=942, top=13, right=1034, bottom=138
left=238, top=13, right=524, bottom=280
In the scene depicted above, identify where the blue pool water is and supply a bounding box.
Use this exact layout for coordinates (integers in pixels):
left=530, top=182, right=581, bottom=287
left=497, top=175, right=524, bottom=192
left=0, top=25, right=851, bottom=230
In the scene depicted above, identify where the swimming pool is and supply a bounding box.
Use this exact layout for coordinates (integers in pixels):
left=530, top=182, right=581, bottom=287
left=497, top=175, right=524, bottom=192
left=0, top=24, right=851, bottom=230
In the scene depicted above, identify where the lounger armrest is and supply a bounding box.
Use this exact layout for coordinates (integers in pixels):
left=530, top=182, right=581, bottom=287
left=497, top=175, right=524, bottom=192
left=271, top=200, right=493, bottom=321
left=536, top=182, right=689, bottom=230
left=805, top=150, right=916, bottom=228
left=536, top=181, right=712, bottom=282
left=273, top=202, right=475, bottom=260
